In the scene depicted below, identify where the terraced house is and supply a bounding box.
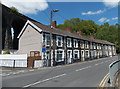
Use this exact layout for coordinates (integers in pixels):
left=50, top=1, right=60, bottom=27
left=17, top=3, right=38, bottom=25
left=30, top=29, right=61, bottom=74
left=17, top=20, right=116, bottom=66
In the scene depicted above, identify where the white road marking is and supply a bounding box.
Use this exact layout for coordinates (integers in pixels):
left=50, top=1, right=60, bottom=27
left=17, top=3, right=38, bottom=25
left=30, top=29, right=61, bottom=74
left=19, top=70, right=25, bottom=73
left=75, top=66, right=91, bottom=72
left=29, top=70, right=34, bottom=72
left=2, top=70, right=28, bottom=77
left=2, top=73, right=10, bottom=76
left=95, top=63, right=99, bottom=66
left=23, top=73, right=67, bottom=88
left=100, top=62, right=104, bottom=64
left=12, top=71, right=21, bottom=75
left=95, top=61, right=105, bottom=66
left=105, top=60, right=108, bottom=63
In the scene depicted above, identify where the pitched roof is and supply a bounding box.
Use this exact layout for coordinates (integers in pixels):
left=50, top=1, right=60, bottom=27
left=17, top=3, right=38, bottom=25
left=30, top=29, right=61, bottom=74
left=30, top=20, right=115, bottom=45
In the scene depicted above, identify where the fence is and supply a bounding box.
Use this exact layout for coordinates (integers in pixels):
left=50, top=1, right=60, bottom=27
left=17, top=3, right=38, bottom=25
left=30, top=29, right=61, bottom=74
left=0, top=59, right=27, bottom=67
left=109, top=59, right=120, bottom=84
left=0, top=54, right=27, bottom=67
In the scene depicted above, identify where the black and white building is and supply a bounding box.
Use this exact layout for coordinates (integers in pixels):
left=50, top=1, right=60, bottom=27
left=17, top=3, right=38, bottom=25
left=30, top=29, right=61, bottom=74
left=18, top=20, right=116, bottom=66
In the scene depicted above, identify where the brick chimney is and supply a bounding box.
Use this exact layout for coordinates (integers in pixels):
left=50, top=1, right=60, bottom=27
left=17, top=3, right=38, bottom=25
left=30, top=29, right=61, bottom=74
left=77, top=31, right=82, bottom=35
left=65, top=27, right=72, bottom=32
left=90, top=35, right=94, bottom=39
left=52, top=21, right=57, bottom=28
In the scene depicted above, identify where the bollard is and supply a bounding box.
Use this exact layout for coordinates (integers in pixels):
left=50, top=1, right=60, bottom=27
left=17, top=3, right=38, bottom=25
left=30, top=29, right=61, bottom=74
left=13, top=60, right=15, bottom=68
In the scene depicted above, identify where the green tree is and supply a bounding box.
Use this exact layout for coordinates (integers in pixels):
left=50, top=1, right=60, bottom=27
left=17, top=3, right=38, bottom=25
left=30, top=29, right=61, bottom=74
left=56, top=18, right=119, bottom=53
left=10, top=7, right=19, bottom=13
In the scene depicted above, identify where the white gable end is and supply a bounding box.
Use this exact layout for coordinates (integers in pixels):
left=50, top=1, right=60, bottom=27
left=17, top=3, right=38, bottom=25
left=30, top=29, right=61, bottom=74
left=17, top=20, right=42, bottom=38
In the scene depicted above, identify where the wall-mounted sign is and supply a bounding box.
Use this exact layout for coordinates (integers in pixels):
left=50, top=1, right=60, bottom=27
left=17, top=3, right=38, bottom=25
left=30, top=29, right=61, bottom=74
left=42, top=48, right=46, bottom=53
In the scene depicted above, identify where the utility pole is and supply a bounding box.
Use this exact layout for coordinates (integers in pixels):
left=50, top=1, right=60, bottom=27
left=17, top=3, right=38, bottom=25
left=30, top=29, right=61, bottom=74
left=49, top=9, right=59, bottom=66
left=50, top=9, right=59, bottom=28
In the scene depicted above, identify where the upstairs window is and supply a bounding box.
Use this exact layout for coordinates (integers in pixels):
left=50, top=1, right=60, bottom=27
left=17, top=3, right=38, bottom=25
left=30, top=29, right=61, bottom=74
left=90, top=42, right=93, bottom=49
left=80, top=41, right=84, bottom=48
left=67, top=38, right=72, bottom=47
left=74, top=39, right=78, bottom=48
left=56, top=36, right=63, bottom=47
left=97, top=44, right=99, bottom=49
left=93, top=43, right=96, bottom=49
left=45, top=34, right=50, bottom=46
left=85, top=41, right=89, bottom=48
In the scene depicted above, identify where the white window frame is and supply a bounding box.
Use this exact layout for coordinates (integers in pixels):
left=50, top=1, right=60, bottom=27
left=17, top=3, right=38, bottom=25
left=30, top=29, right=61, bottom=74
left=97, top=44, right=99, bottom=49
left=90, top=42, right=93, bottom=49
left=55, top=49, right=64, bottom=62
left=67, top=38, right=72, bottom=47
left=93, top=43, right=96, bottom=49
left=42, top=50, right=50, bottom=59
left=74, top=39, right=78, bottom=48
left=56, top=36, right=63, bottom=47
left=85, top=50, right=89, bottom=58
left=67, top=50, right=72, bottom=59
left=81, top=50, right=84, bottom=58
left=80, top=41, right=84, bottom=48
left=85, top=41, right=89, bottom=49
left=73, top=50, right=79, bottom=59
left=45, top=34, right=50, bottom=46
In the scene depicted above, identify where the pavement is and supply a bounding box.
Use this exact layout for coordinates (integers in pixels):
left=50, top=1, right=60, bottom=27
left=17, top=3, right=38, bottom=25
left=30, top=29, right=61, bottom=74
left=1, top=56, right=118, bottom=88
left=114, top=70, right=120, bottom=89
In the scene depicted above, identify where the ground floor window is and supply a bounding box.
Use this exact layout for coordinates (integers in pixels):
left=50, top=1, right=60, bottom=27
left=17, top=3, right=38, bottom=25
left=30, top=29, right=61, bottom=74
left=74, top=50, right=79, bottom=59
left=85, top=50, right=89, bottom=58
left=55, top=49, right=64, bottom=62
left=42, top=50, right=50, bottom=60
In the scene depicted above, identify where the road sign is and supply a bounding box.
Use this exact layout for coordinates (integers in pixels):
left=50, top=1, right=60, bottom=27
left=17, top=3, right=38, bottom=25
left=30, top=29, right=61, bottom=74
left=42, top=48, right=46, bottom=53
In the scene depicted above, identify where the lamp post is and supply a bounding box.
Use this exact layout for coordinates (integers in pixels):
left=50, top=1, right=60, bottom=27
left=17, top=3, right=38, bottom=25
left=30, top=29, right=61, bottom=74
left=50, top=9, right=59, bottom=28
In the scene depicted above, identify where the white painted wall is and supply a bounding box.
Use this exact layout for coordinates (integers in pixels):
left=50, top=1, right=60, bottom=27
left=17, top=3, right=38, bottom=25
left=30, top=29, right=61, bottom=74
left=34, top=60, right=44, bottom=68
left=19, top=25, right=43, bottom=56
left=0, top=54, right=27, bottom=67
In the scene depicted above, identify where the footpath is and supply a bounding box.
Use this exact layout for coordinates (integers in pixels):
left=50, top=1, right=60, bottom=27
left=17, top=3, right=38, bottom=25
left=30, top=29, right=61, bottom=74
left=114, top=71, right=120, bottom=89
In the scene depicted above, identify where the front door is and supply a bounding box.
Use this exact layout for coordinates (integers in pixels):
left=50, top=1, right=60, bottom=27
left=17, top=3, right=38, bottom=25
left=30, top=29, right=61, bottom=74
left=46, top=50, right=50, bottom=66
left=81, top=50, right=85, bottom=61
left=67, top=50, right=72, bottom=64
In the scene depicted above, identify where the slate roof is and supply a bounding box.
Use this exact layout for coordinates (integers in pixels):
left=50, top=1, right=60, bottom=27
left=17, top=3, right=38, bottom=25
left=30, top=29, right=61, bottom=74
left=31, top=20, right=115, bottom=46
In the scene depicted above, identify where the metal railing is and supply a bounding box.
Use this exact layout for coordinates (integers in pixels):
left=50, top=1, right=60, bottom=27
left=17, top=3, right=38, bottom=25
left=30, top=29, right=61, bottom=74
left=109, top=59, right=120, bottom=84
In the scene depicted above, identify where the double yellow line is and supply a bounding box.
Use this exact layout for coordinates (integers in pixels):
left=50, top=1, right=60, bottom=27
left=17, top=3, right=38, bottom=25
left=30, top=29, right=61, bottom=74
left=98, top=73, right=110, bottom=89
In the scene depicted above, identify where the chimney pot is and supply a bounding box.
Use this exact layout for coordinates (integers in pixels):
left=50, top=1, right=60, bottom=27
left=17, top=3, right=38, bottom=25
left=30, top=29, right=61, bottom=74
left=65, top=27, right=72, bottom=32
left=90, top=35, right=94, bottom=39
left=52, top=21, right=57, bottom=28
left=77, top=31, right=82, bottom=35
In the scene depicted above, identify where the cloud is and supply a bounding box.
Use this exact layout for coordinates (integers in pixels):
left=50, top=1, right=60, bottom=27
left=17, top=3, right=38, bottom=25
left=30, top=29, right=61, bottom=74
left=106, top=19, right=110, bottom=22
left=1, top=0, right=48, bottom=14
left=103, top=0, right=119, bottom=7
left=112, top=17, right=118, bottom=20
left=98, top=17, right=118, bottom=23
left=98, top=17, right=107, bottom=22
left=81, top=9, right=106, bottom=15
left=81, top=0, right=118, bottom=16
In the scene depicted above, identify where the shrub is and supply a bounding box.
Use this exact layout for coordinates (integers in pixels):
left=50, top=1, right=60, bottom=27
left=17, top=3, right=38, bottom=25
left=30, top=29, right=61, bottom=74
left=3, top=50, right=10, bottom=54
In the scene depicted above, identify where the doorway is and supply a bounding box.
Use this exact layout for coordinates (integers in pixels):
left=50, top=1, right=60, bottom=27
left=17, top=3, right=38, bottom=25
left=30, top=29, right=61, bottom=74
left=67, top=50, right=72, bottom=64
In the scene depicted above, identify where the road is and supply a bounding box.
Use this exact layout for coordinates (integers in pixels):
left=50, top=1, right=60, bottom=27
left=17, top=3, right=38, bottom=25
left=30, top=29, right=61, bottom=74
left=2, top=56, right=118, bottom=87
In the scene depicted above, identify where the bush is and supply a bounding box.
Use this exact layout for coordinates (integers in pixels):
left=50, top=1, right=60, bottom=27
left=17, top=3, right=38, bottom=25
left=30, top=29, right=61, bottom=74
left=3, top=50, right=10, bottom=54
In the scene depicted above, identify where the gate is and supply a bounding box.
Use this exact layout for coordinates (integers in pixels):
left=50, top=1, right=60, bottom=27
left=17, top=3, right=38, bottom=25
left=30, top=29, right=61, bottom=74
left=27, top=51, right=41, bottom=68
